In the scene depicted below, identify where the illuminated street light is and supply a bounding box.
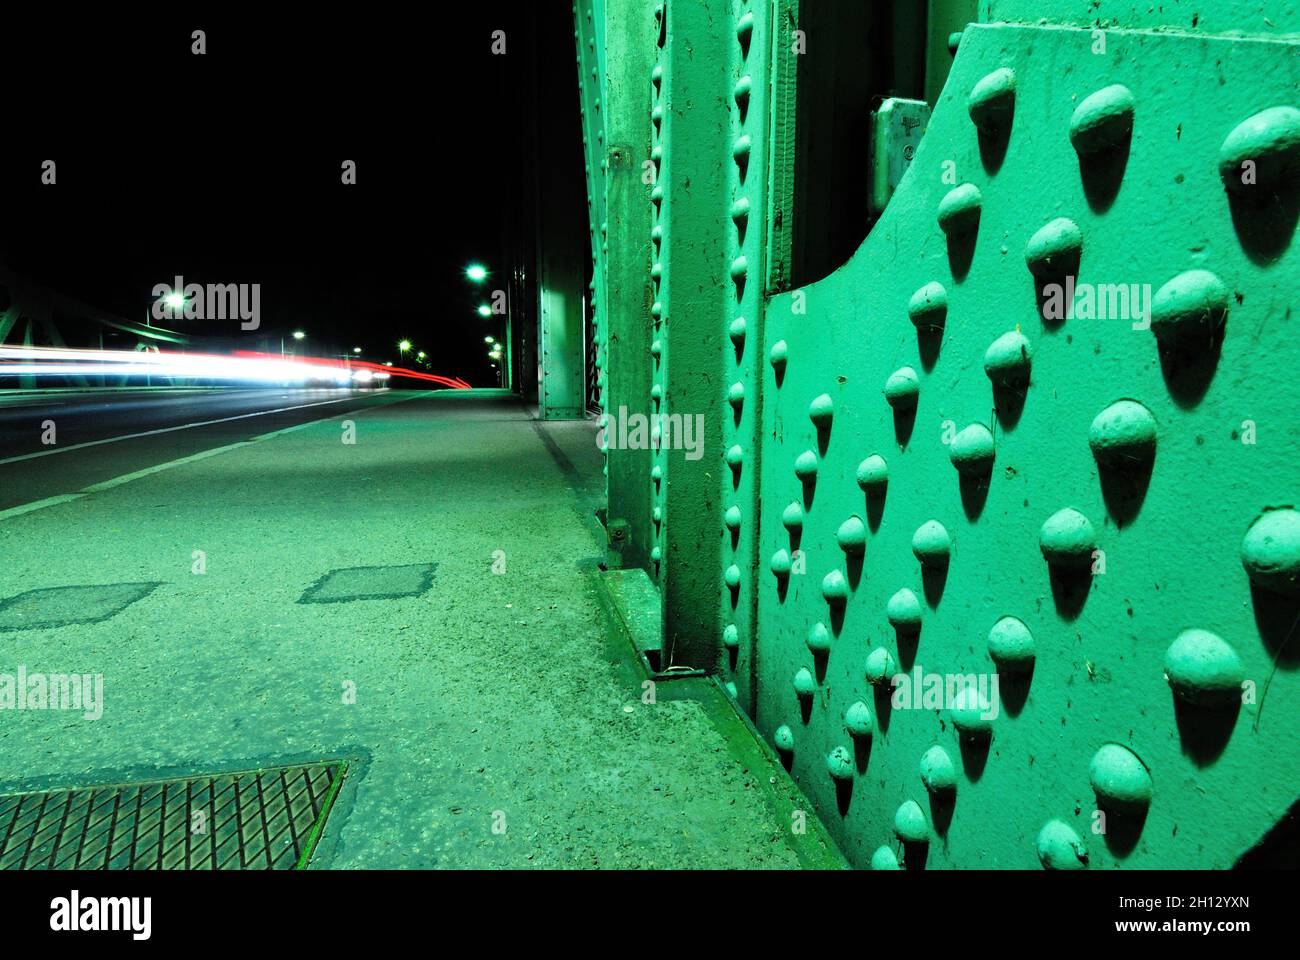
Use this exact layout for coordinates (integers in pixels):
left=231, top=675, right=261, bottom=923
left=164, top=292, right=185, bottom=311
left=484, top=336, right=495, bottom=344
left=466, top=264, right=488, bottom=282
left=417, top=351, right=426, bottom=360
left=398, top=339, right=411, bottom=355
left=292, top=331, right=306, bottom=341
left=353, top=346, right=363, bottom=354
left=477, top=305, right=491, bottom=318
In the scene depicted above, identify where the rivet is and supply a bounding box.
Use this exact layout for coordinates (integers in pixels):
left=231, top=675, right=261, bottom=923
left=1241, top=508, right=1300, bottom=595
left=651, top=225, right=663, bottom=246
left=1089, top=399, right=1156, bottom=468
left=733, top=75, right=752, bottom=109
left=1036, top=820, right=1088, bottom=870
left=732, top=134, right=752, bottom=163
left=726, top=445, right=745, bottom=471
left=827, top=746, right=854, bottom=781
left=651, top=464, right=663, bottom=482
left=1219, top=106, right=1300, bottom=194
left=770, top=340, right=789, bottom=372
left=1069, top=84, right=1135, bottom=156
left=650, top=383, right=662, bottom=402
left=949, top=684, right=993, bottom=738
left=782, top=501, right=804, bottom=531
left=919, top=745, right=957, bottom=795
left=731, top=196, right=750, bottom=226
left=983, top=330, right=1032, bottom=386
left=725, top=564, right=742, bottom=589
left=837, top=515, right=867, bottom=555
left=1089, top=743, right=1152, bottom=813
left=1149, top=269, right=1229, bottom=344
left=865, top=646, right=896, bottom=686
left=887, top=588, right=923, bottom=634
left=771, top=549, right=793, bottom=579
left=652, top=506, right=663, bottom=524
left=650, top=339, right=662, bottom=357
left=793, top=667, right=816, bottom=698
left=728, top=382, right=745, bottom=408
left=730, top=255, right=748, bottom=281
left=807, top=621, right=831, bottom=653
left=724, top=505, right=742, bottom=530
left=893, top=800, right=929, bottom=844
left=794, top=450, right=818, bottom=479
left=821, top=570, right=849, bottom=607
left=729, top=316, right=747, bottom=347
left=936, top=183, right=982, bottom=236
left=650, top=184, right=664, bottom=207
left=651, top=300, right=663, bottom=321
left=651, top=262, right=663, bottom=282
left=949, top=423, right=996, bottom=476
left=908, top=281, right=948, bottom=330
left=808, top=393, right=834, bottom=427
left=1164, top=629, right=1244, bottom=705
left=651, top=64, right=663, bottom=89
left=736, top=11, right=754, bottom=48
left=845, top=700, right=873, bottom=737
left=884, top=366, right=920, bottom=408
left=871, top=846, right=901, bottom=870
left=651, top=144, right=663, bottom=163
left=967, top=67, right=1016, bottom=131
left=912, top=520, right=951, bottom=568
left=856, top=455, right=889, bottom=494
left=651, top=104, right=663, bottom=127
left=987, top=616, right=1035, bottom=672
left=651, top=546, right=662, bottom=562
left=1025, top=217, right=1082, bottom=277
left=773, top=724, right=795, bottom=752
left=1039, top=508, right=1096, bottom=568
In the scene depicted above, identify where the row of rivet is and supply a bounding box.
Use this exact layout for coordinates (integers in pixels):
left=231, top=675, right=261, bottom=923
left=645, top=11, right=670, bottom=570
left=719, top=0, right=760, bottom=694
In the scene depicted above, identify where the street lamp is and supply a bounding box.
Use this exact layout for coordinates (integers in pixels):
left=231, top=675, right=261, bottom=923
left=353, top=346, right=362, bottom=354
left=293, top=331, right=306, bottom=341
left=466, top=264, right=488, bottom=282
left=398, top=339, right=411, bottom=357
left=477, top=305, right=491, bottom=318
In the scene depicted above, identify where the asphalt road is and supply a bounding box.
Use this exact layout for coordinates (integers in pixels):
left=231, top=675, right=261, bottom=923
left=0, top=387, right=399, bottom=511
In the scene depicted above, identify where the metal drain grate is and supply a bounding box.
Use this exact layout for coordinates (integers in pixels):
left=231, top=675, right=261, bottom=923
left=0, top=761, right=345, bottom=870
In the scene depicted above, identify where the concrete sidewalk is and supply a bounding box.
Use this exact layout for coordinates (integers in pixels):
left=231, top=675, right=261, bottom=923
left=0, top=390, right=841, bottom=868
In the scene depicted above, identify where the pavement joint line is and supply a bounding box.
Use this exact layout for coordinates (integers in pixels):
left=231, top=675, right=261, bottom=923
left=0, top=389, right=439, bottom=519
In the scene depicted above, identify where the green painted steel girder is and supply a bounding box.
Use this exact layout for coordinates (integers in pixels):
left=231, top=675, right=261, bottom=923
left=574, top=0, right=1300, bottom=869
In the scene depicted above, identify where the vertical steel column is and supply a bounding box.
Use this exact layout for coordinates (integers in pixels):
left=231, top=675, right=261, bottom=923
left=650, top=0, right=734, bottom=669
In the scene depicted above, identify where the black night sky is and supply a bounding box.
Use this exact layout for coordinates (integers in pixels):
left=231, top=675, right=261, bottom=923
left=1, top=3, right=579, bottom=385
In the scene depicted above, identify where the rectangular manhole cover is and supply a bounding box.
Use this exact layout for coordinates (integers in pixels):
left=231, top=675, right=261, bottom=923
left=0, top=761, right=345, bottom=870
left=0, top=582, right=161, bottom=633
left=298, top=562, right=436, bottom=603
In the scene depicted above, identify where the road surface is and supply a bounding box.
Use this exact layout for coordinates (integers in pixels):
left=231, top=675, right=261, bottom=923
left=0, top=387, right=841, bottom=867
